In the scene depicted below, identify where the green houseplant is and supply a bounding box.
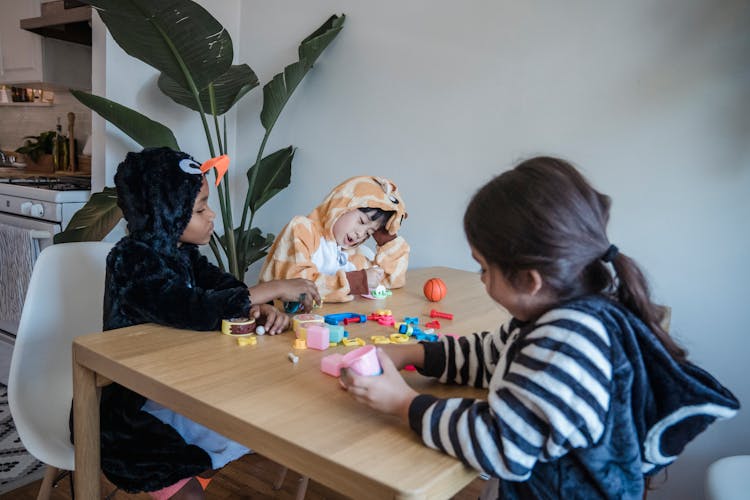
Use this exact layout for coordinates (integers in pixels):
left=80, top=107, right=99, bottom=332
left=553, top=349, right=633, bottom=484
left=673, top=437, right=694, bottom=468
left=55, top=0, right=344, bottom=280
left=15, top=131, right=55, bottom=162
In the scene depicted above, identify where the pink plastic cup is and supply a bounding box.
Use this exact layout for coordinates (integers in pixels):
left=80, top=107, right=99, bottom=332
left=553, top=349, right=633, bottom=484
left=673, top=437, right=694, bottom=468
left=341, top=345, right=382, bottom=376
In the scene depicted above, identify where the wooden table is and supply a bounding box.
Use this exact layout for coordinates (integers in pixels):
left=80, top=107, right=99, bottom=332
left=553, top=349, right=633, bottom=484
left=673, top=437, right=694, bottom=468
left=73, top=266, right=510, bottom=499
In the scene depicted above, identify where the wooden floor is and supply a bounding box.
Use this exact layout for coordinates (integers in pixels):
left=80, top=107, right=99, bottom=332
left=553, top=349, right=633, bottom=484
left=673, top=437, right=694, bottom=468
left=1, top=453, right=487, bottom=499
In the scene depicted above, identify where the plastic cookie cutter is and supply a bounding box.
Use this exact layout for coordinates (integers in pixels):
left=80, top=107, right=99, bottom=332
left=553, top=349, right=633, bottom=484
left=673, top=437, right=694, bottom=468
left=389, top=333, right=410, bottom=344
left=221, top=317, right=256, bottom=337
left=377, top=316, right=395, bottom=327
left=370, top=335, right=391, bottom=344
left=413, top=332, right=438, bottom=342
left=369, top=285, right=392, bottom=299
left=341, top=337, right=366, bottom=347
left=324, top=312, right=366, bottom=325
left=320, top=345, right=382, bottom=377
left=397, top=323, right=414, bottom=335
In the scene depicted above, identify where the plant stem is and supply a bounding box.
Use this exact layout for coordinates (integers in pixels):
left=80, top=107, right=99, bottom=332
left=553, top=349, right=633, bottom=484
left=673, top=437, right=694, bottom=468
left=208, top=88, right=239, bottom=278
left=208, top=234, right=225, bottom=272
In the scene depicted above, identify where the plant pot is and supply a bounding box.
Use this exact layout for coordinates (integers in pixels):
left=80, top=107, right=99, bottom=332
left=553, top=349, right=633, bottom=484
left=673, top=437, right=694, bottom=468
left=24, top=154, right=55, bottom=173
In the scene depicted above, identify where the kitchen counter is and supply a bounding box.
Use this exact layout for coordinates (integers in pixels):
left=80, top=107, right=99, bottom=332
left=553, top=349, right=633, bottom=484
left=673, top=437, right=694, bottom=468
left=0, top=167, right=90, bottom=180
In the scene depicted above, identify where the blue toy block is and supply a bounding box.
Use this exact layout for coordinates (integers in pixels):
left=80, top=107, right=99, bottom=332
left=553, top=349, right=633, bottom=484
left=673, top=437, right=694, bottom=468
left=328, top=325, right=347, bottom=343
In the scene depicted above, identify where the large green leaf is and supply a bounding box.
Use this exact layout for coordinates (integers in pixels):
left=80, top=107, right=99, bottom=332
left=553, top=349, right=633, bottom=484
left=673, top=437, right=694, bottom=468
left=298, top=14, right=347, bottom=69
left=247, top=147, right=295, bottom=212
left=158, top=64, right=259, bottom=115
left=235, top=228, right=275, bottom=275
left=71, top=90, right=179, bottom=150
left=53, top=188, right=122, bottom=244
left=260, top=14, right=345, bottom=131
left=82, top=0, right=232, bottom=92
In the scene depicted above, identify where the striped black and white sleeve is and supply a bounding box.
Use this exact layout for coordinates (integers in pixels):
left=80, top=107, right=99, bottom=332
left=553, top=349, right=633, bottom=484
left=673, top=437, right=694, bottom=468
left=409, top=308, right=613, bottom=480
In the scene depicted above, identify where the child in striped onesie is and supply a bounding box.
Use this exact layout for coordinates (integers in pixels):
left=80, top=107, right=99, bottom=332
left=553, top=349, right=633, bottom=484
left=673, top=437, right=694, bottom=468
left=340, top=156, right=739, bottom=499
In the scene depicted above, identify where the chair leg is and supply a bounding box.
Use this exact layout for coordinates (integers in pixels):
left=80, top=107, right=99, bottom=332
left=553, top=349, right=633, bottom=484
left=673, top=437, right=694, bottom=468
left=478, top=476, right=499, bottom=500
left=295, top=475, right=309, bottom=500
left=273, top=466, right=288, bottom=490
left=36, top=465, right=59, bottom=500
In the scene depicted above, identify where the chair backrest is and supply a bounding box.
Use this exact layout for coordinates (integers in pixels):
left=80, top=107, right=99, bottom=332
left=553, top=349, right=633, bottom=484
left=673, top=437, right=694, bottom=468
left=8, top=241, right=113, bottom=471
left=706, top=455, right=750, bottom=500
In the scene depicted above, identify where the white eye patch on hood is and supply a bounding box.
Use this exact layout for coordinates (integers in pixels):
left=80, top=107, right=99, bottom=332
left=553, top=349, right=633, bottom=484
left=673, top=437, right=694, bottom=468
left=179, top=158, right=203, bottom=175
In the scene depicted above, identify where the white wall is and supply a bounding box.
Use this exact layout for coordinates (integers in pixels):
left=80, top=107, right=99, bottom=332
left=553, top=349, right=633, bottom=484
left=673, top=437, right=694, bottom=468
left=101, top=1, right=749, bottom=498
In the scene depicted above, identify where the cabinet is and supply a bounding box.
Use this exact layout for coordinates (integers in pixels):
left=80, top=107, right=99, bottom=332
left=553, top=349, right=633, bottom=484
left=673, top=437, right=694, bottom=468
left=0, top=0, right=43, bottom=84
left=0, top=0, right=91, bottom=89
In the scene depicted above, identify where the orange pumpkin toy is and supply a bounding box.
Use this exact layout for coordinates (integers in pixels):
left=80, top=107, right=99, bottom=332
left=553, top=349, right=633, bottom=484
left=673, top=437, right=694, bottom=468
left=423, top=278, right=447, bottom=302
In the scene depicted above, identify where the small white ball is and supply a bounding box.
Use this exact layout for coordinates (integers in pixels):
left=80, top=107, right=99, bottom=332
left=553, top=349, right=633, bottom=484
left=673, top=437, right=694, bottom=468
left=255, top=325, right=266, bottom=335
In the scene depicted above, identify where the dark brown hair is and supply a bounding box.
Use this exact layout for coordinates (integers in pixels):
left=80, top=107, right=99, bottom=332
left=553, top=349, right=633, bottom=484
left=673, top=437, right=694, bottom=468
left=464, top=156, right=686, bottom=363
left=359, top=207, right=393, bottom=229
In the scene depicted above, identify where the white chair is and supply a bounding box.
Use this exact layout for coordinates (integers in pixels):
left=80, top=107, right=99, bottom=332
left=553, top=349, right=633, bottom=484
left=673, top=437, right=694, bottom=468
left=8, top=242, right=112, bottom=500
left=706, top=455, right=750, bottom=500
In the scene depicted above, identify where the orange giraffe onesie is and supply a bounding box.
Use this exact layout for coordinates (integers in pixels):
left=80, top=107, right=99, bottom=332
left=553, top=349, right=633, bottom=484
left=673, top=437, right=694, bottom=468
left=259, top=176, right=409, bottom=302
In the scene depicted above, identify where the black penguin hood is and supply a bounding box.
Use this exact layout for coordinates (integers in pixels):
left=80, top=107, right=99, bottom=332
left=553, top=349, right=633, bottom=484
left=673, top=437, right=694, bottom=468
left=115, top=147, right=204, bottom=254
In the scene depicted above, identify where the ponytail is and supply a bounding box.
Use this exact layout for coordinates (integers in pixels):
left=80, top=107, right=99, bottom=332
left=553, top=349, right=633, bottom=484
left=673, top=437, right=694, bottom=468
left=610, top=252, right=687, bottom=363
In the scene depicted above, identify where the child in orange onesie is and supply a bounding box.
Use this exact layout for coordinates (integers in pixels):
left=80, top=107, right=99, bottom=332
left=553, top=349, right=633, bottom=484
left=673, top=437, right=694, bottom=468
left=260, top=176, right=409, bottom=302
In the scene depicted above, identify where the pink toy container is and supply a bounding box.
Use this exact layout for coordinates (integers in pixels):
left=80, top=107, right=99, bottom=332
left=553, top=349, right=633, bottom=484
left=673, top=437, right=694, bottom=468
left=306, top=324, right=330, bottom=350
left=341, top=345, right=381, bottom=376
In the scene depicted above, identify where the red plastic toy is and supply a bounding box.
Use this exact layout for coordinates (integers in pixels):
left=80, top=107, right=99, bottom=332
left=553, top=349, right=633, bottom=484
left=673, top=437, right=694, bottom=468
left=430, top=309, right=453, bottom=320
left=423, top=277, right=447, bottom=302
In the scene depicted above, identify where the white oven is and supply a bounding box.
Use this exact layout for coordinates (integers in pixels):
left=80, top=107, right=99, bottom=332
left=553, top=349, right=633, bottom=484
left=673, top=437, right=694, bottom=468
left=0, top=176, right=89, bottom=384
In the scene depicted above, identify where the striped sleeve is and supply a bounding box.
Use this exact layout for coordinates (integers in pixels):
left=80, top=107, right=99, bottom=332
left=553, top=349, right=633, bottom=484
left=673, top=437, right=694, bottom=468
left=419, top=321, right=514, bottom=389
left=409, top=308, right=613, bottom=480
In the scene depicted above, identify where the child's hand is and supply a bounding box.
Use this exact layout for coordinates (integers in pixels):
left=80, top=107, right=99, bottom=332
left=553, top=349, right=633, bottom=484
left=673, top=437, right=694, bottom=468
left=365, top=267, right=385, bottom=288
left=249, top=279, right=320, bottom=310
left=339, top=348, right=418, bottom=421
left=249, top=304, right=289, bottom=335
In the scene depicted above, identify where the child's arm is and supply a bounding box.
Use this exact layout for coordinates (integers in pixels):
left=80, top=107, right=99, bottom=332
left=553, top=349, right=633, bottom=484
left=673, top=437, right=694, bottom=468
left=112, top=243, right=249, bottom=330
left=261, top=216, right=368, bottom=302
left=191, top=246, right=320, bottom=311
left=342, top=313, right=613, bottom=480
left=190, top=250, right=248, bottom=290
left=349, top=229, right=410, bottom=289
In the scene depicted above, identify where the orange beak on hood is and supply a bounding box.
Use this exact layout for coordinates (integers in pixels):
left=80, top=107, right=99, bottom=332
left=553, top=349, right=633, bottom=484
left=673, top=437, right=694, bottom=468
left=200, top=155, right=230, bottom=186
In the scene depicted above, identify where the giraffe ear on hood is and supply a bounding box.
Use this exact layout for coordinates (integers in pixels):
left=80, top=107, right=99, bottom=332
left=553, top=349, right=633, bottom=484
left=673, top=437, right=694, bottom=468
left=370, top=177, right=407, bottom=234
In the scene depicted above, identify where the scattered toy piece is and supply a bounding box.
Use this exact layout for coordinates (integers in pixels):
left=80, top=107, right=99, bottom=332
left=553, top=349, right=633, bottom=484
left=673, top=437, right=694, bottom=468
left=236, top=336, right=257, bottom=346
left=306, top=324, right=331, bottom=350
left=221, top=317, right=256, bottom=336
left=429, top=309, right=454, bottom=320
left=288, top=352, right=299, bottom=363
left=255, top=325, right=266, bottom=335
left=342, top=337, right=366, bottom=347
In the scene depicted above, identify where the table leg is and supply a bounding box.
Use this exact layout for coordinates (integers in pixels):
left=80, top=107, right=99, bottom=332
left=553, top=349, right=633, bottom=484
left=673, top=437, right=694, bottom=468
left=73, top=358, right=100, bottom=499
